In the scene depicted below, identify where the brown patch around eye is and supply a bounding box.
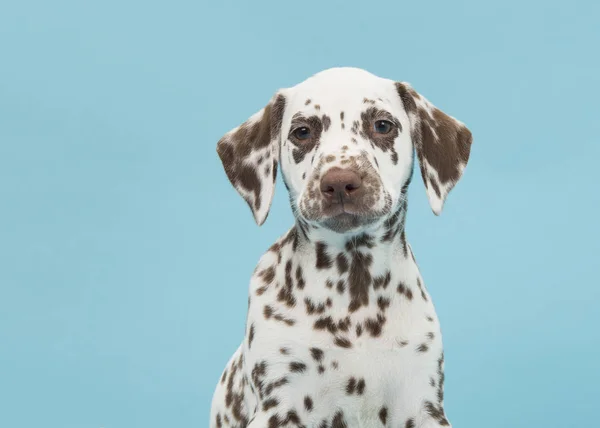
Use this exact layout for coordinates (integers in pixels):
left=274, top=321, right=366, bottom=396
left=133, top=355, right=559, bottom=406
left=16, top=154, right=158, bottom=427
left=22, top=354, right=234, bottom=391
left=360, top=107, right=401, bottom=165
left=290, top=114, right=324, bottom=164
left=305, top=99, right=312, bottom=105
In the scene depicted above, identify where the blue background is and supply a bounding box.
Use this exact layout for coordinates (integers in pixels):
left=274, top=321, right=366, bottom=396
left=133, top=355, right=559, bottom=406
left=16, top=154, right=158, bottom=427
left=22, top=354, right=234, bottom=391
left=1, top=1, right=599, bottom=427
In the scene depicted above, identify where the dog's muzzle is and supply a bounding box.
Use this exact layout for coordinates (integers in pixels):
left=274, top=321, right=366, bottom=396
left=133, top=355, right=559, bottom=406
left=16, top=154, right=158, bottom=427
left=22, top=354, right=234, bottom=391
left=298, top=166, right=382, bottom=233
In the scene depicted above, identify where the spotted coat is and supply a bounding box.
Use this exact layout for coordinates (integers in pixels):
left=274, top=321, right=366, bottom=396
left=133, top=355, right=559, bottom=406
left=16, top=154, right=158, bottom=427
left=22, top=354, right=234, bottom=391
left=211, top=67, right=473, bottom=428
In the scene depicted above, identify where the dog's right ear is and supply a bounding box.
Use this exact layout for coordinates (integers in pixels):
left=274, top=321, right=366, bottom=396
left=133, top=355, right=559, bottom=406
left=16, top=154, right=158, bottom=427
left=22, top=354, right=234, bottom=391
left=216, top=92, right=287, bottom=226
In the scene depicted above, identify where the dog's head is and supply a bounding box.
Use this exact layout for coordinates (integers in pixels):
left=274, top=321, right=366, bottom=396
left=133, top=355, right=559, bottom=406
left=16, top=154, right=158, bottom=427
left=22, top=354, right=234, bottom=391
left=216, top=68, right=472, bottom=234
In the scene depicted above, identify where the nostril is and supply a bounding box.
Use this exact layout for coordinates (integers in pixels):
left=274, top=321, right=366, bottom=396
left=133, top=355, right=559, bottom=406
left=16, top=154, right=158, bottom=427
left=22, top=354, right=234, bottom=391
left=345, top=183, right=360, bottom=193
left=324, top=186, right=336, bottom=195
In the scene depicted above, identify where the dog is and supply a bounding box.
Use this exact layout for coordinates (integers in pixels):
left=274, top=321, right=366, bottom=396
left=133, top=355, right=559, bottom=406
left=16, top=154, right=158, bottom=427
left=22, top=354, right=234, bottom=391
left=209, top=67, right=473, bottom=428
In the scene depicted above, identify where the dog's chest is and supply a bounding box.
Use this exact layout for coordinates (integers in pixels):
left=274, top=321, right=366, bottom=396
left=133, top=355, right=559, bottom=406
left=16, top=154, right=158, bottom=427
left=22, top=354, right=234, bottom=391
left=248, top=238, right=440, bottom=350
left=245, top=238, right=443, bottom=418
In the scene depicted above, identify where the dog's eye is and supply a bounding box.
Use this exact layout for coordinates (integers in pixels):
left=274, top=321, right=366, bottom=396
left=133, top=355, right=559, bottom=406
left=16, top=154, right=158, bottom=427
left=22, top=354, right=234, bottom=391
left=373, top=120, right=393, bottom=134
left=293, top=127, right=311, bottom=140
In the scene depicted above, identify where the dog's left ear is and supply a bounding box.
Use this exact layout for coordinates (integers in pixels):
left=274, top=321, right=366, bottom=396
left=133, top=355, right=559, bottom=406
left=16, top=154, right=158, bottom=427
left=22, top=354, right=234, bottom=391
left=396, top=82, right=473, bottom=215
left=216, top=92, right=287, bottom=225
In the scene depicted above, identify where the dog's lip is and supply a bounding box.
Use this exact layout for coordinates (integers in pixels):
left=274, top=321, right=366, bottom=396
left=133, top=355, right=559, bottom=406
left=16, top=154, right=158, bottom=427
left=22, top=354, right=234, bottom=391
left=322, top=203, right=364, bottom=217
left=319, top=205, right=379, bottom=224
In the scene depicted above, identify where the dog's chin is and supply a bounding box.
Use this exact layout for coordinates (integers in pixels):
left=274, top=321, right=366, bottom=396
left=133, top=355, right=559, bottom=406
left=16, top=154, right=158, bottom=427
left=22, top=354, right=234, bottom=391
left=317, top=205, right=381, bottom=233
left=299, top=197, right=392, bottom=234
left=320, top=213, right=375, bottom=233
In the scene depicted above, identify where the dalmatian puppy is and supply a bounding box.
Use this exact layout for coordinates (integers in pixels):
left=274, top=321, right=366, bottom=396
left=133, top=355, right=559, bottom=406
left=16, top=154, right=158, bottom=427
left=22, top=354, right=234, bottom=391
left=210, top=67, right=473, bottom=428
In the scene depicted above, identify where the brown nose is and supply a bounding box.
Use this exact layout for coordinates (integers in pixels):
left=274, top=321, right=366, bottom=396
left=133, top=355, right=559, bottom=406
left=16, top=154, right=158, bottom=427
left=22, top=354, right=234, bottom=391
left=320, top=168, right=363, bottom=201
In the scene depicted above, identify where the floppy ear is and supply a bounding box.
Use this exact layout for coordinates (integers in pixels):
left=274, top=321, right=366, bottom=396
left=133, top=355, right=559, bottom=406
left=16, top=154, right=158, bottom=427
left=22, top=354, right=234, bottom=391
left=216, top=92, right=287, bottom=225
left=396, top=82, right=473, bottom=215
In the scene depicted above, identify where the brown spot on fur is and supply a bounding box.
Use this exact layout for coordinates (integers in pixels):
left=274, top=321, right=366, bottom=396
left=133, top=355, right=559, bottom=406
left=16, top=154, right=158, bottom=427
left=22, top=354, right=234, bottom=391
left=258, top=266, right=276, bottom=284
left=322, top=114, right=331, bottom=132
left=263, top=398, right=279, bottom=411
left=364, top=314, right=386, bottom=337
left=264, top=376, right=289, bottom=396
left=397, top=281, right=414, bottom=300
left=314, top=316, right=337, bottom=334
left=315, top=242, right=333, bottom=269
left=337, top=316, right=351, bottom=332
left=289, top=361, right=307, bottom=372
left=264, top=305, right=296, bottom=325
left=379, top=407, right=388, bottom=425
left=248, top=323, right=255, bottom=348
left=347, top=251, right=373, bottom=312
left=310, top=347, right=324, bottom=362
left=334, top=336, right=352, bottom=348
left=346, top=377, right=356, bottom=394
left=417, top=277, right=428, bottom=301
left=356, top=323, right=363, bottom=337
left=332, top=411, right=347, bottom=428
left=424, top=401, right=450, bottom=426
left=305, top=297, right=326, bottom=315
left=295, top=266, right=305, bottom=290
left=356, top=378, right=365, bottom=394
left=304, top=396, right=313, bottom=412
left=276, top=260, right=297, bottom=307
left=373, top=271, right=391, bottom=290
left=263, top=305, right=273, bottom=319
left=377, top=296, right=391, bottom=311
left=336, top=253, right=349, bottom=274
left=268, top=415, right=280, bottom=428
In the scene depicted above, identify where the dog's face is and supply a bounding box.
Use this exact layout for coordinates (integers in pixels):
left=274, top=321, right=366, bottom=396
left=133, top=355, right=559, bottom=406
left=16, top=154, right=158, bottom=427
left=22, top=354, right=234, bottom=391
left=217, top=68, right=472, bottom=234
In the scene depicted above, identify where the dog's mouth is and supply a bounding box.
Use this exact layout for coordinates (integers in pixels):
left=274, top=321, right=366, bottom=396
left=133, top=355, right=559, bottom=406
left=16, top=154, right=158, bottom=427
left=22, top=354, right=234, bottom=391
left=308, top=198, right=390, bottom=233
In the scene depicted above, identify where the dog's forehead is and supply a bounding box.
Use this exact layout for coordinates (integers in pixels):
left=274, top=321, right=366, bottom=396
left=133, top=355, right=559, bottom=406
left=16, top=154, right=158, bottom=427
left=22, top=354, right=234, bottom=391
left=286, top=67, right=397, bottom=114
